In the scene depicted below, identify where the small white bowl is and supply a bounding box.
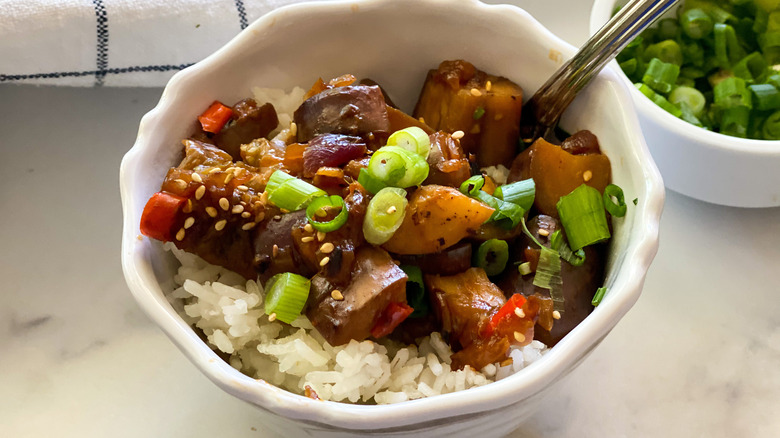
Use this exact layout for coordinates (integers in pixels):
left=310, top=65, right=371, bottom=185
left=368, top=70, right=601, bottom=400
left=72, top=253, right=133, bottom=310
left=120, top=0, right=664, bottom=436
left=590, top=0, right=780, bottom=208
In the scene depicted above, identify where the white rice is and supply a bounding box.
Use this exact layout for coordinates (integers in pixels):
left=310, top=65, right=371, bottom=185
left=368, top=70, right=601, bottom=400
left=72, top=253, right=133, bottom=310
left=163, top=85, right=547, bottom=404
left=164, top=243, right=547, bottom=404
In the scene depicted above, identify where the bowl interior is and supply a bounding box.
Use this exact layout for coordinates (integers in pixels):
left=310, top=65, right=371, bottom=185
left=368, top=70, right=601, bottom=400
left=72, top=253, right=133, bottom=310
left=121, top=0, right=663, bottom=430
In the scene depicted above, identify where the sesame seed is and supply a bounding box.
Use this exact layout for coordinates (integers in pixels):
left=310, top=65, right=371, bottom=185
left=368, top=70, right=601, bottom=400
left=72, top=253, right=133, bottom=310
left=208, top=167, right=221, bottom=174
left=315, top=208, right=327, bottom=218
left=233, top=168, right=244, bottom=178
left=538, top=229, right=550, bottom=237
left=331, top=289, right=344, bottom=301
left=232, top=204, right=244, bottom=214
left=514, top=307, right=525, bottom=318
left=273, top=215, right=282, bottom=220
left=583, top=170, right=593, bottom=182
left=174, top=179, right=187, bottom=189
left=205, top=206, right=218, bottom=218
left=242, top=222, right=256, bottom=231
left=290, top=122, right=298, bottom=136
left=470, top=88, right=482, bottom=97
left=241, top=211, right=252, bottom=218
left=184, top=217, right=195, bottom=229
left=317, top=231, right=326, bottom=241
left=224, top=173, right=234, bottom=184
left=451, top=130, right=465, bottom=140
left=272, top=244, right=279, bottom=257
left=552, top=310, right=561, bottom=320
left=255, top=212, right=266, bottom=222
left=386, top=205, right=397, bottom=214
left=319, top=256, right=330, bottom=267
left=182, top=199, right=193, bottom=213
left=304, top=223, right=314, bottom=233
left=486, top=80, right=492, bottom=91
left=301, top=236, right=315, bottom=243
left=219, top=197, right=230, bottom=211
left=215, top=220, right=227, bottom=231
left=195, top=185, right=206, bottom=200
left=236, top=185, right=248, bottom=191
left=513, top=331, right=526, bottom=343
left=268, top=313, right=277, bottom=322
left=191, top=173, right=203, bottom=183
left=175, top=228, right=185, bottom=241
left=320, top=242, right=335, bottom=253
left=500, top=357, right=514, bottom=367
left=418, top=117, right=426, bottom=124
left=225, top=167, right=236, bottom=174
left=260, top=191, right=269, bottom=204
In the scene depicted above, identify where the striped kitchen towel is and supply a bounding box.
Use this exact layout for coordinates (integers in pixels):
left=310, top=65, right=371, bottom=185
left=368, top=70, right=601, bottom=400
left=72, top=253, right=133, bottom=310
left=0, top=0, right=323, bottom=87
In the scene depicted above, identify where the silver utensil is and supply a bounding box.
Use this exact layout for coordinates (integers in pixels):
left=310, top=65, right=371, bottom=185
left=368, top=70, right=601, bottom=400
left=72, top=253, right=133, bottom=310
left=521, top=0, right=681, bottom=144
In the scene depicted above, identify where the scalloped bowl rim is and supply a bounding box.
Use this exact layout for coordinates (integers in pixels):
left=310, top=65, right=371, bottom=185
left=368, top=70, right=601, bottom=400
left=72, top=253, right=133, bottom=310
left=120, top=0, right=664, bottom=431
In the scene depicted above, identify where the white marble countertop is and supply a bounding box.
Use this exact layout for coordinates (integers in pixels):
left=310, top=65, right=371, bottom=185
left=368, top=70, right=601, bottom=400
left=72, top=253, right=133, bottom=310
left=2, top=1, right=780, bottom=437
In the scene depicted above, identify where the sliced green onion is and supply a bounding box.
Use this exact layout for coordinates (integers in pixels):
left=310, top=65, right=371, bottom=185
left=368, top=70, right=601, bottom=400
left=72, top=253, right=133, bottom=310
left=459, top=175, right=485, bottom=196
left=473, top=107, right=485, bottom=120
left=363, top=187, right=408, bottom=245
left=386, top=127, right=431, bottom=159
left=603, top=184, right=628, bottom=218
left=635, top=83, right=683, bottom=117
left=642, top=58, right=681, bottom=94
left=264, top=272, right=311, bottom=324
left=305, top=195, right=348, bottom=232
left=714, top=76, right=752, bottom=109
left=644, top=40, right=683, bottom=66
left=550, top=230, right=585, bottom=267
left=669, top=86, right=707, bottom=116
left=592, top=287, right=607, bottom=307
left=367, top=146, right=429, bottom=188
left=517, top=262, right=532, bottom=276
left=266, top=170, right=326, bottom=211
left=680, top=8, right=714, bottom=39
left=749, top=84, right=780, bottom=111
left=494, top=179, right=536, bottom=212
left=534, top=246, right=564, bottom=312
left=633, top=198, right=638, bottom=205
left=358, top=167, right=387, bottom=195
left=762, top=110, right=780, bottom=140
left=400, top=265, right=428, bottom=318
left=732, top=52, right=767, bottom=82
left=720, top=105, right=750, bottom=138
left=474, top=239, right=509, bottom=276
left=556, top=184, right=611, bottom=251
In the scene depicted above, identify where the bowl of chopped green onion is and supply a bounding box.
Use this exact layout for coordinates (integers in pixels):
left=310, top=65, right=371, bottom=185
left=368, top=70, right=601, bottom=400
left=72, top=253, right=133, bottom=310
left=591, top=0, right=780, bottom=208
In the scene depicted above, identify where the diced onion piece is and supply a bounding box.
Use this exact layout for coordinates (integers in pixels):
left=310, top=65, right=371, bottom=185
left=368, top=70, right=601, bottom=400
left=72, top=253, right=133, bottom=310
left=263, top=273, right=311, bottom=324
left=363, top=187, right=408, bottom=245
left=474, top=239, right=509, bottom=276
left=387, top=127, right=431, bottom=159
left=367, top=146, right=429, bottom=188
left=556, top=184, right=611, bottom=251
left=400, top=265, right=429, bottom=318
left=305, top=195, right=348, bottom=232
left=266, top=170, right=326, bottom=211
left=494, top=179, right=535, bottom=212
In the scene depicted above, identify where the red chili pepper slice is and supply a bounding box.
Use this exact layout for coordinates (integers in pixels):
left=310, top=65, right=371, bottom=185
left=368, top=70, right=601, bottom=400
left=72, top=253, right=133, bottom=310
left=371, top=302, right=414, bottom=339
left=198, top=101, right=233, bottom=134
left=483, top=293, right=527, bottom=338
left=140, top=191, right=187, bottom=242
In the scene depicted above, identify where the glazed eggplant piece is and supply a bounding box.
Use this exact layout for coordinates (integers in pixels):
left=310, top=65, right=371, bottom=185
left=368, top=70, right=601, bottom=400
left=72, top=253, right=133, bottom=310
left=507, top=136, right=611, bottom=218
left=301, top=134, right=367, bottom=178
left=423, top=131, right=471, bottom=188
left=497, top=215, right=606, bottom=346
left=294, top=85, right=391, bottom=143
left=393, top=241, right=472, bottom=276
left=306, top=246, right=408, bottom=346
left=212, top=98, right=279, bottom=161
left=413, top=60, right=523, bottom=167
left=253, top=210, right=315, bottom=283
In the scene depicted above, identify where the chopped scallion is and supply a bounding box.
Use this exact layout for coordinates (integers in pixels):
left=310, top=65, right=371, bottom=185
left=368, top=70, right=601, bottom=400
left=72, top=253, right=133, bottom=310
left=556, top=184, right=611, bottom=251
left=592, top=286, right=607, bottom=306
left=266, top=170, right=326, bottom=211
left=603, top=184, right=628, bottom=217
left=474, top=239, right=509, bottom=276
left=400, top=265, right=429, bottom=318
left=494, top=179, right=536, bottom=212
left=264, top=272, right=311, bottom=324
left=386, top=127, right=431, bottom=159
left=534, top=246, right=564, bottom=312
left=305, top=195, right=348, bottom=232
left=363, top=187, right=408, bottom=245
left=367, top=146, right=429, bottom=188
left=550, top=230, right=586, bottom=267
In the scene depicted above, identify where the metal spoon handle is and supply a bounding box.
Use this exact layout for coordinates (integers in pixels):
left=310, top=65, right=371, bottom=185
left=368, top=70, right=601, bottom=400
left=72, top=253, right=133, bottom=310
left=531, top=0, right=680, bottom=129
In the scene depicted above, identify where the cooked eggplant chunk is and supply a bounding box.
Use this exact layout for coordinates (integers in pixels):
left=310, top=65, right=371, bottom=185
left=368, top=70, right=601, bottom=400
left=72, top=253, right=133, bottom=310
left=294, top=85, right=391, bottom=142
left=302, top=134, right=367, bottom=178
left=424, top=131, right=471, bottom=188
left=507, top=136, right=611, bottom=217
left=393, top=241, right=472, bottom=276
left=497, top=215, right=606, bottom=346
left=213, top=98, right=278, bottom=161
left=306, top=246, right=408, bottom=346
left=413, top=60, right=523, bottom=167
left=253, top=210, right=314, bottom=283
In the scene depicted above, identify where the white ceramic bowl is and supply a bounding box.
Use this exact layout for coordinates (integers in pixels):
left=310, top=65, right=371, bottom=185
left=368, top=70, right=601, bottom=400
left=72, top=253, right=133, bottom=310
left=120, top=0, right=664, bottom=436
left=590, top=0, right=780, bottom=208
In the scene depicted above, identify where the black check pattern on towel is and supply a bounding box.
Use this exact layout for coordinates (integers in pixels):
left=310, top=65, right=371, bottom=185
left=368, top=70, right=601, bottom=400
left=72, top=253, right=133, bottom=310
left=92, top=0, right=109, bottom=86
left=1, top=1, right=254, bottom=85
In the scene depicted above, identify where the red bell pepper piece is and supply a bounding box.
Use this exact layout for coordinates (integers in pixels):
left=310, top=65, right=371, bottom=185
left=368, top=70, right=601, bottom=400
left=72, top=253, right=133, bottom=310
left=483, top=293, right=527, bottom=338
left=198, top=101, right=233, bottom=134
left=140, top=191, right=187, bottom=242
left=371, top=302, right=414, bottom=339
